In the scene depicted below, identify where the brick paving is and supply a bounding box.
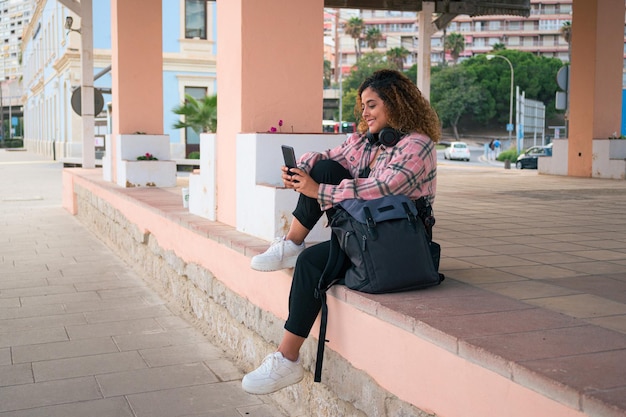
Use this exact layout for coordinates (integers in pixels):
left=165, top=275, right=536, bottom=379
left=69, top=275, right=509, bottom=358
left=0, top=149, right=286, bottom=417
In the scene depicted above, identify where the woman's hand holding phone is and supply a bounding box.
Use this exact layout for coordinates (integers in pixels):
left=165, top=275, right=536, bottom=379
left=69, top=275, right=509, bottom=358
left=280, top=145, right=319, bottom=198
left=283, top=166, right=319, bottom=199
left=281, top=145, right=299, bottom=184
left=281, top=165, right=298, bottom=188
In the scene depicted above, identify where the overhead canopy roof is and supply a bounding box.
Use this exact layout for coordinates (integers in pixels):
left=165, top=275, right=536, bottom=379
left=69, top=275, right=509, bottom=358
left=323, top=0, right=531, bottom=17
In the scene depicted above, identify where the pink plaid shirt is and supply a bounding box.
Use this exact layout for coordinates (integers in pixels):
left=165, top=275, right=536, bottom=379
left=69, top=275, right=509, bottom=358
left=297, top=132, right=437, bottom=211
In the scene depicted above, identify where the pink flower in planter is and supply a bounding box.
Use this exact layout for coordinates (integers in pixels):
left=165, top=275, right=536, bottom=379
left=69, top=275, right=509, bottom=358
left=136, top=152, right=158, bottom=161
left=268, top=120, right=289, bottom=133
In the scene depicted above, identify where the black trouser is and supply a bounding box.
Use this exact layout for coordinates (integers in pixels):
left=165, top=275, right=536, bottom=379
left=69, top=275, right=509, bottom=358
left=284, top=160, right=352, bottom=338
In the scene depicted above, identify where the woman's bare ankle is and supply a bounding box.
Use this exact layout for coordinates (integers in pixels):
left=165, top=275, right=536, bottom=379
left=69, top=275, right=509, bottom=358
left=278, top=350, right=299, bottom=362
left=285, top=235, right=305, bottom=246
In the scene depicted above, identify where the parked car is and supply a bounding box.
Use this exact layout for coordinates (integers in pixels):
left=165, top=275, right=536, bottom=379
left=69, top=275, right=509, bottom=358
left=443, top=142, right=471, bottom=161
left=515, top=144, right=553, bottom=169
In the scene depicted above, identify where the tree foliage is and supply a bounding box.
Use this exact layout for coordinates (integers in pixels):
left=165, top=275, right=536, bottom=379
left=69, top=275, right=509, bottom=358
left=365, top=27, right=383, bottom=50
left=431, top=65, right=484, bottom=139
left=344, top=17, right=365, bottom=60
left=340, top=52, right=392, bottom=122
left=172, top=94, right=217, bottom=134
left=337, top=49, right=563, bottom=133
left=341, top=51, right=391, bottom=92
left=341, top=89, right=359, bottom=123
left=463, top=50, right=563, bottom=123
left=323, top=59, right=332, bottom=88
left=560, top=21, right=572, bottom=44
left=386, top=47, right=410, bottom=71
left=444, top=32, right=465, bottom=64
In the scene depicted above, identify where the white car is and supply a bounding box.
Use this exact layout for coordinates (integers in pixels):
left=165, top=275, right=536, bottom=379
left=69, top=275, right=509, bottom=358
left=443, top=142, right=471, bottom=161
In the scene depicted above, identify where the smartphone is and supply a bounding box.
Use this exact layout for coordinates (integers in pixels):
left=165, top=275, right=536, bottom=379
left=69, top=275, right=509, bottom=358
left=281, top=145, right=299, bottom=182
left=281, top=145, right=297, bottom=172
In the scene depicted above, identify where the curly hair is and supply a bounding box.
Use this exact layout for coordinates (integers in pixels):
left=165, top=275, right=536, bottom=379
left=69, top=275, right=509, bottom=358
left=355, top=69, right=441, bottom=143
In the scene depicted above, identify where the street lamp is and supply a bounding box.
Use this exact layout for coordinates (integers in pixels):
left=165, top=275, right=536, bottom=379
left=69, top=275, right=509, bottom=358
left=486, top=54, right=514, bottom=144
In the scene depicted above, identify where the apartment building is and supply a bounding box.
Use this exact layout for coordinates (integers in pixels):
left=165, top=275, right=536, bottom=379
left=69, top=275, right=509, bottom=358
left=326, top=0, right=573, bottom=75
left=0, top=0, right=31, bottom=79
left=0, top=0, right=33, bottom=140
left=21, top=0, right=216, bottom=161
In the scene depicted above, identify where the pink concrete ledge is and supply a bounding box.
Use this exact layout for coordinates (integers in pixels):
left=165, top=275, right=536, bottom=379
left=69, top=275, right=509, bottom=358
left=62, top=167, right=626, bottom=417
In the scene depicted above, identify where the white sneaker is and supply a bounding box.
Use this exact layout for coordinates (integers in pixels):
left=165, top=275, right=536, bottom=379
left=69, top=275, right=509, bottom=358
left=250, top=237, right=305, bottom=271
left=241, top=352, right=304, bottom=395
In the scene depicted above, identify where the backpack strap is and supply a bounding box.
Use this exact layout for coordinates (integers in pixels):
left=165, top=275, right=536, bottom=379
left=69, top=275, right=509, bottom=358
left=415, top=197, right=445, bottom=282
left=314, top=232, right=346, bottom=383
left=415, top=197, right=435, bottom=241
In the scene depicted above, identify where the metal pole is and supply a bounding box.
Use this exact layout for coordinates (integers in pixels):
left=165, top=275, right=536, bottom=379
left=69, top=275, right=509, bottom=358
left=338, top=50, right=343, bottom=132
left=333, top=9, right=339, bottom=85
left=0, top=81, right=3, bottom=143
left=80, top=0, right=95, bottom=168
left=8, top=80, right=11, bottom=140
left=1, top=50, right=4, bottom=142
left=508, top=58, right=514, bottom=144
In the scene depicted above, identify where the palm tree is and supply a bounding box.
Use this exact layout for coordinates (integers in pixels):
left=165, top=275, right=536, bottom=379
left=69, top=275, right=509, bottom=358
left=386, top=47, right=410, bottom=71
left=560, top=21, right=572, bottom=45
left=444, top=32, right=465, bottom=64
left=323, top=59, right=332, bottom=88
left=440, top=27, right=447, bottom=66
left=345, top=17, right=365, bottom=60
left=172, top=94, right=217, bottom=134
left=365, top=27, right=383, bottom=50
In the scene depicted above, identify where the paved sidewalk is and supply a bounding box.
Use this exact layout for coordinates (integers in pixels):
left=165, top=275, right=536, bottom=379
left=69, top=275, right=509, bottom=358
left=0, top=149, right=286, bottom=417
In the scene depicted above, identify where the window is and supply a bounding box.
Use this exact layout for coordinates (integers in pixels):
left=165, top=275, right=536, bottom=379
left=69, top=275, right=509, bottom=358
left=508, top=36, right=520, bottom=46
left=185, top=0, right=207, bottom=39
left=539, top=19, right=559, bottom=31
left=544, top=35, right=556, bottom=46
left=543, top=4, right=556, bottom=15
left=183, top=86, right=207, bottom=146
left=488, top=21, right=501, bottom=31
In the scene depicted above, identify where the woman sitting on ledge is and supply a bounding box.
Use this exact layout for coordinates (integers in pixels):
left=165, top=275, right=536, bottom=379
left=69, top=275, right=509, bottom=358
left=243, top=69, right=441, bottom=395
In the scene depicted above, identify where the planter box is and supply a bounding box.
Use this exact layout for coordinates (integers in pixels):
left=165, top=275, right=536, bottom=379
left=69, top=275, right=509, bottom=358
left=116, top=134, right=171, bottom=161
left=188, top=133, right=217, bottom=220
left=538, top=139, right=568, bottom=175
left=235, top=132, right=347, bottom=242
left=103, top=133, right=177, bottom=187
left=117, top=159, right=177, bottom=188
left=592, top=139, right=626, bottom=179
left=609, top=139, right=626, bottom=159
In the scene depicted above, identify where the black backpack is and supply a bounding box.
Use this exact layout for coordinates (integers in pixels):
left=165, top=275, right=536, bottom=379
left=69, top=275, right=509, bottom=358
left=314, top=195, right=444, bottom=382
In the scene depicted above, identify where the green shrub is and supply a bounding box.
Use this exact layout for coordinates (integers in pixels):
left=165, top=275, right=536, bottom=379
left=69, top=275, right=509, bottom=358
left=497, top=148, right=518, bottom=162
left=4, top=139, right=23, bottom=148
left=187, top=151, right=200, bottom=159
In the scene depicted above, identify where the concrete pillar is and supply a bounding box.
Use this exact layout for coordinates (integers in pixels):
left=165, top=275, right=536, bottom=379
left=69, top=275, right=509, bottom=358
left=568, top=0, right=623, bottom=177
left=110, top=0, right=163, bottom=179
left=417, top=1, right=435, bottom=101
left=80, top=0, right=95, bottom=169
left=216, top=0, right=323, bottom=226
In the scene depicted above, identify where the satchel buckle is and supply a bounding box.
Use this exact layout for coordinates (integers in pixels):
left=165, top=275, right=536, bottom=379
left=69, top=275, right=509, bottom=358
left=363, top=207, right=378, bottom=239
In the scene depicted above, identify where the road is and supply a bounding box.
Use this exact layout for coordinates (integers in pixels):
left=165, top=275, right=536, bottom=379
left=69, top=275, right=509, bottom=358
left=437, top=144, right=506, bottom=168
